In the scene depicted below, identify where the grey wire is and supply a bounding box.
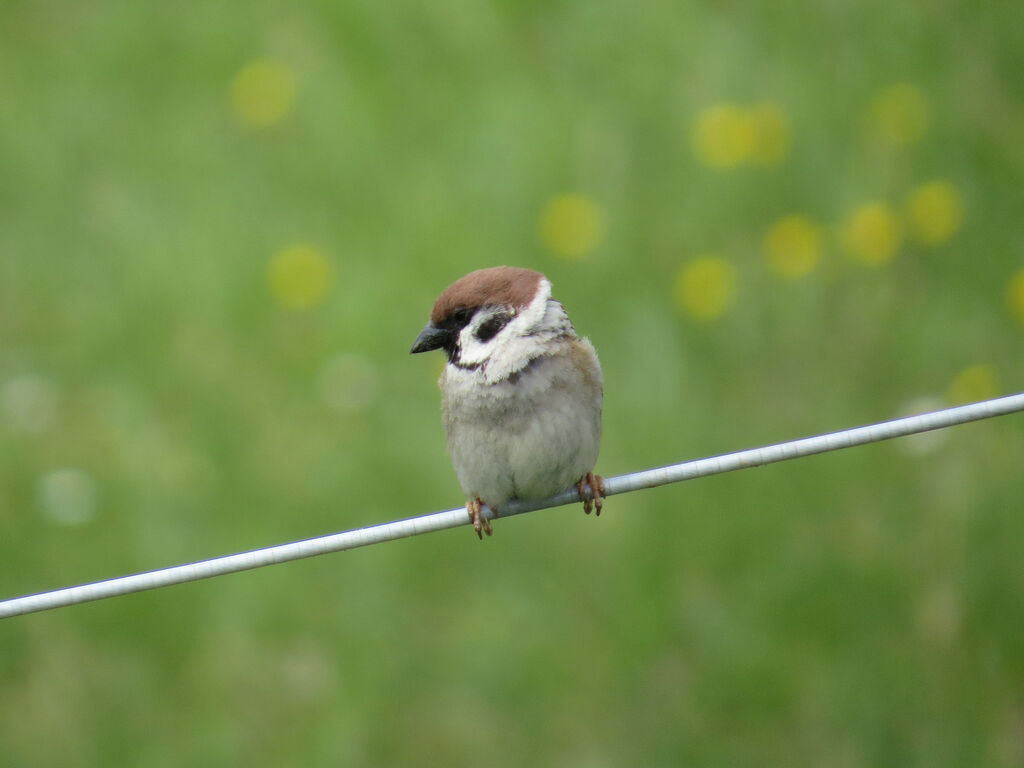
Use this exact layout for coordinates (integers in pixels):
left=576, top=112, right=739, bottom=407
left=2, top=392, right=1023, bottom=619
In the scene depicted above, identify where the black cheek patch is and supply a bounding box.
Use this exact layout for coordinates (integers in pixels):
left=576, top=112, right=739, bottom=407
left=474, top=312, right=512, bottom=343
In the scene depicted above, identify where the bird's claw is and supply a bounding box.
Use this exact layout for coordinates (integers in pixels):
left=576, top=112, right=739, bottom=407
left=578, top=472, right=606, bottom=516
left=467, top=498, right=493, bottom=539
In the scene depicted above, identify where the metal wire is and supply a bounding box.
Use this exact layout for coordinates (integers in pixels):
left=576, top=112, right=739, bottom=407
left=2, top=392, right=1023, bottom=619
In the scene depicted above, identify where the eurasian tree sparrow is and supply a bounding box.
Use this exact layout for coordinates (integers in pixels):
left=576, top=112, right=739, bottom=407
left=411, top=266, right=605, bottom=538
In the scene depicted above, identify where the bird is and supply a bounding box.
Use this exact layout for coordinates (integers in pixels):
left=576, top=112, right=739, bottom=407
left=411, top=266, right=605, bottom=538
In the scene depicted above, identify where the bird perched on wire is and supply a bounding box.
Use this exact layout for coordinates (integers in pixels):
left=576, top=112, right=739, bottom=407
left=411, top=266, right=605, bottom=538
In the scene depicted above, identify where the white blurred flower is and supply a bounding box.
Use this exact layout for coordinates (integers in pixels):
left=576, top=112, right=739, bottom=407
left=896, top=396, right=949, bottom=456
left=38, top=468, right=97, bottom=526
left=318, top=353, right=379, bottom=413
left=915, top=583, right=961, bottom=648
left=2, top=374, right=59, bottom=433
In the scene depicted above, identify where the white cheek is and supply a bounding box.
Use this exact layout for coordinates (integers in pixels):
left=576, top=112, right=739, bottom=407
left=454, top=279, right=555, bottom=372
left=457, top=327, right=491, bottom=366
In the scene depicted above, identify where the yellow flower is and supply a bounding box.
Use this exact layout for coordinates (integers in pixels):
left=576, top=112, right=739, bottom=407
left=231, top=58, right=296, bottom=128
left=748, top=102, right=791, bottom=167
left=841, top=202, right=901, bottom=266
left=905, top=180, right=964, bottom=246
left=763, top=215, right=822, bottom=279
left=947, top=364, right=999, bottom=405
left=268, top=244, right=332, bottom=309
left=1007, top=268, right=1024, bottom=325
left=868, top=83, right=929, bottom=146
left=673, top=256, right=737, bottom=321
left=538, top=194, right=605, bottom=259
left=691, top=104, right=756, bottom=169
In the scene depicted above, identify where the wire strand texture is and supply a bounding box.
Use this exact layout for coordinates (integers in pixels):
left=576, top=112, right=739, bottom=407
left=2, top=392, right=1023, bottom=619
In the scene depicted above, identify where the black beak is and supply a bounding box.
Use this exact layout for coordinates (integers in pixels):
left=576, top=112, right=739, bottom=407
left=410, top=323, right=452, bottom=354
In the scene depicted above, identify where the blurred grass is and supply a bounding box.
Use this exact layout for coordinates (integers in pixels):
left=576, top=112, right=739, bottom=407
left=2, top=1, right=1024, bottom=766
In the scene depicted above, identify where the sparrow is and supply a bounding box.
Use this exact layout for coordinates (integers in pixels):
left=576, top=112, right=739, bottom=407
left=411, top=266, right=605, bottom=538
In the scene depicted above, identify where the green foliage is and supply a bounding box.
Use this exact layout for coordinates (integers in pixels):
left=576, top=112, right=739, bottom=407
left=2, top=1, right=1024, bottom=765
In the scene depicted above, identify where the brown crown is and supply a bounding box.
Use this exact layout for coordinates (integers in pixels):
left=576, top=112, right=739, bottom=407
left=430, top=267, right=544, bottom=325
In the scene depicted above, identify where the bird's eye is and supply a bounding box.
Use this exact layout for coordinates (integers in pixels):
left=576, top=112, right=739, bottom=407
left=450, top=307, right=473, bottom=328
left=474, top=312, right=511, bottom=343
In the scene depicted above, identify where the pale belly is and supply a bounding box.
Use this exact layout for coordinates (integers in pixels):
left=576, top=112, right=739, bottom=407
left=441, top=353, right=602, bottom=507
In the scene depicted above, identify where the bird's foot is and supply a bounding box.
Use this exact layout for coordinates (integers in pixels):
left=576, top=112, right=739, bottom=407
left=467, top=498, right=494, bottom=539
left=577, top=472, right=606, bottom=516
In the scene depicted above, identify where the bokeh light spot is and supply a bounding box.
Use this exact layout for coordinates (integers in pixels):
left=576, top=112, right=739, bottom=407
left=673, top=256, right=737, bottom=321
left=749, top=102, right=791, bottom=167
left=841, top=202, right=901, bottom=266
left=231, top=58, right=296, bottom=128
left=691, top=104, right=756, bottom=169
left=947, top=364, right=999, bottom=405
left=318, top=353, right=380, bottom=414
left=905, top=180, right=964, bottom=246
left=1007, top=268, right=1024, bottom=325
left=896, top=396, right=949, bottom=456
left=268, top=244, right=333, bottom=309
left=538, top=194, right=605, bottom=259
left=2, top=374, right=58, bottom=433
left=38, top=468, right=97, bottom=526
left=869, top=82, right=929, bottom=146
left=915, top=584, right=962, bottom=648
left=763, top=215, right=822, bottom=279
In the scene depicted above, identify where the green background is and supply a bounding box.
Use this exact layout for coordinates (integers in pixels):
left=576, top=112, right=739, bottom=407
left=2, top=2, right=1024, bottom=765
